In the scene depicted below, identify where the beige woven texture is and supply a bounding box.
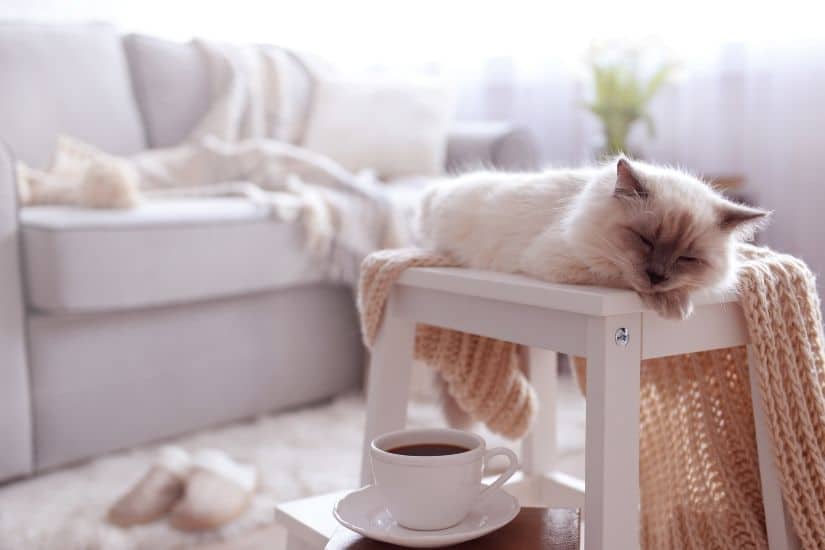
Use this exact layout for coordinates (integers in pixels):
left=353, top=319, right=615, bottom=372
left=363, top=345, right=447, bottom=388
left=358, top=248, right=537, bottom=439
left=358, top=245, right=825, bottom=549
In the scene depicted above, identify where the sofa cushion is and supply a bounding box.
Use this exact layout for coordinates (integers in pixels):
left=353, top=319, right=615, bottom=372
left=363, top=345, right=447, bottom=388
left=123, top=34, right=212, bottom=149
left=446, top=122, right=539, bottom=173
left=124, top=34, right=320, bottom=148
left=0, top=22, right=146, bottom=167
left=20, top=199, right=323, bottom=313
left=302, top=76, right=453, bottom=179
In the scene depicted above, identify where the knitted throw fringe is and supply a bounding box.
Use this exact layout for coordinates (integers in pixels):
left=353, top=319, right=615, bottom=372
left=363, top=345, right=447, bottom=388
left=358, top=248, right=537, bottom=439
left=359, top=244, right=825, bottom=549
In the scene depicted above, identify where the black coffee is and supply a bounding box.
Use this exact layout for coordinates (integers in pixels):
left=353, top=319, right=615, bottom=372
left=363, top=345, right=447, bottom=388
left=387, top=443, right=470, bottom=456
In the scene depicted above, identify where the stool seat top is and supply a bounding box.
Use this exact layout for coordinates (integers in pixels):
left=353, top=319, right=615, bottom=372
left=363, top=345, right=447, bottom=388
left=398, top=268, right=738, bottom=317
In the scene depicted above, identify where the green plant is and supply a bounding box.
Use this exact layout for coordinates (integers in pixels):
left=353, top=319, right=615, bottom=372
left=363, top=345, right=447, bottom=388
left=583, top=42, right=677, bottom=156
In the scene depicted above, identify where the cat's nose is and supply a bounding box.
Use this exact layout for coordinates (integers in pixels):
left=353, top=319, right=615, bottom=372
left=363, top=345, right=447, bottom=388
left=646, top=269, right=668, bottom=285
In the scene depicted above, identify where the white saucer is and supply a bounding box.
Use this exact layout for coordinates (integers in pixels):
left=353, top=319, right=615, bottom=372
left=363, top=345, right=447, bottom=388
left=333, top=485, right=520, bottom=548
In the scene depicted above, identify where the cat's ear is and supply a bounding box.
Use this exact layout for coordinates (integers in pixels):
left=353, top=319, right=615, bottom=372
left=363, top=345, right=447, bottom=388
left=614, top=158, right=647, bottom=199
left=718, top=201, right=770, bottom=234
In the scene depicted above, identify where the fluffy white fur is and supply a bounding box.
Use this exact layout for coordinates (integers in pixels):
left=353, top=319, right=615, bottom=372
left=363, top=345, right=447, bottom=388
left=420, top=157, right=768, bottom=319
left=17, top=158, right=141, bottom=210
left=156, top=446, right=193, bottom=478
left=192, top=449, right=257, bottom=492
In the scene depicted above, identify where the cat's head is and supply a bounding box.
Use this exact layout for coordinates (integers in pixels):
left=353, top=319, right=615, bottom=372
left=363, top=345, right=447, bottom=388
left=566, top=156, right=769, bottom=295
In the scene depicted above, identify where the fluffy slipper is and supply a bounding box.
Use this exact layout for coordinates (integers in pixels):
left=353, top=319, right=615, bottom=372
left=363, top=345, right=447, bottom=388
left=108, top=446, right=192, bottom=527
left=169, top=449, right=257, bottom=532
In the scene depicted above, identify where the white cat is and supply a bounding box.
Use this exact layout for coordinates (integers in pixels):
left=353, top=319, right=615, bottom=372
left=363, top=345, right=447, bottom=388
left=419, top=157, right=768, bottom=319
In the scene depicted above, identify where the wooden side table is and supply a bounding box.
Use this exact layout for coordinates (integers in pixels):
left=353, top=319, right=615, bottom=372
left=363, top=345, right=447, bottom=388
left=359, top=267, right=799, bottom=550
left=325, top=507, right=580, bottom=550
left=275, top=497, right=579, bottom=550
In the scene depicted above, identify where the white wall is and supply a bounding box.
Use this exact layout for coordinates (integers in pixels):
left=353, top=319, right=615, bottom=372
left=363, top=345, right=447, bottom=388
left=6, top=0, right=821, bottom=62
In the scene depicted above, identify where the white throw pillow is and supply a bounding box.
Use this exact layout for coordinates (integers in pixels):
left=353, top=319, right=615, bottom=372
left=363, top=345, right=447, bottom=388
left=302, top=77, right=454, bottom=179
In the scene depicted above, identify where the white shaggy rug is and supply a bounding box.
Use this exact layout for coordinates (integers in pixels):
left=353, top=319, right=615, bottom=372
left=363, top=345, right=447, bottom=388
left=0, top=376, right=585, bottom=550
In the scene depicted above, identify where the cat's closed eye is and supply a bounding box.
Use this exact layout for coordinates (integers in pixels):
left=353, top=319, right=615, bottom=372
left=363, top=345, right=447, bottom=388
left=632, top=231, right=652, bottom=248
left=678, top=256, right=702, bottom=264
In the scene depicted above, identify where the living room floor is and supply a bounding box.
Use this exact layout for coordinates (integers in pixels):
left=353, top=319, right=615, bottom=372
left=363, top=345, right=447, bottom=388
left=0, top=369, right=585, bottom=550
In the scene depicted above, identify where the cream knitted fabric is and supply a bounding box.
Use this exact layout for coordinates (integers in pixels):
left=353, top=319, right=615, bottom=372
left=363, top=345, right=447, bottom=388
left=573, top=245, right=825, bottom=549
left=739, top=246, right=825, bottom=549
left=361, top=245, right=825, bottom=549
left=358, top=248, right=537, bottom=439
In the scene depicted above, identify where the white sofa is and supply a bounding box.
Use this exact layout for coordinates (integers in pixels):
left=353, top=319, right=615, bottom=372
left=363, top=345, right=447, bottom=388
left=0, top=22, right=538, bottom=482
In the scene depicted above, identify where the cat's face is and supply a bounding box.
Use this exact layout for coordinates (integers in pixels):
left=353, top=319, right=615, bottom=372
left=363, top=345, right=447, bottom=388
left=618, top=201, right=742, bottom=294
left=570, top=158, right=768, bottom=295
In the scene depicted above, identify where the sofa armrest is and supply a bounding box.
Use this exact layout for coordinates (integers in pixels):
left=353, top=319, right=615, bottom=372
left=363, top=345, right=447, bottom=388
left=0, top=141, right=33, bottom=481
left=445, top=122, right=539, bottom=173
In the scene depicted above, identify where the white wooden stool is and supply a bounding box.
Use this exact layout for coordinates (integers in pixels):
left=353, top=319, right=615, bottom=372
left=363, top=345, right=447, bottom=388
left=360, top=267, right=799, bottom=550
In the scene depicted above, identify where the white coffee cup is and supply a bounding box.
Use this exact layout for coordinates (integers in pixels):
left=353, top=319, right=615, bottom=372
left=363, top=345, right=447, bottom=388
left=370, top=428, right=519, bottom=531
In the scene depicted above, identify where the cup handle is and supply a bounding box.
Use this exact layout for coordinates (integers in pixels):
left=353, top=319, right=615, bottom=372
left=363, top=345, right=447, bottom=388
left=477, top=447, right=519, bottom=503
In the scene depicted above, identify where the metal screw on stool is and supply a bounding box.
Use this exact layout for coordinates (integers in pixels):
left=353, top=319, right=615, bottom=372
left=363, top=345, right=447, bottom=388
left=614, top=327, right=630, bottom=346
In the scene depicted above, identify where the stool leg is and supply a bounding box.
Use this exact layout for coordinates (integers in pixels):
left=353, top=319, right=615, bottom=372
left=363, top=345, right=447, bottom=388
left=748, top=345, right=800, bottom=550
left=360, top=296, right=416, bottom=485
left=522, top=348, right=558, bottom=477
left=584, top=314, right=641, bottom=550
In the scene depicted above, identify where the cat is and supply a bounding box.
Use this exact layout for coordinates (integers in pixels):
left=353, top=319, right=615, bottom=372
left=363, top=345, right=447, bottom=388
left=419, top=156, right=768, bottom=319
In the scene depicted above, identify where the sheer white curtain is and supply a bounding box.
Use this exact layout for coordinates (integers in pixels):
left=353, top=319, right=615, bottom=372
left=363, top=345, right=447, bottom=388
left=739, top=42, right=825, bottom=263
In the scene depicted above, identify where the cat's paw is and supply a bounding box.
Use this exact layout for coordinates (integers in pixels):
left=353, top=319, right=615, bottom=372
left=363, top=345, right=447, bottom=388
left=641, top=289, right=694, bottom=320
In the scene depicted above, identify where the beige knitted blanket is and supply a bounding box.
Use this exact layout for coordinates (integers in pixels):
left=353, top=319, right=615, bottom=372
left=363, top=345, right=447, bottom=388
left=358, top=245, right=825, bottom=550
left=358, top=248, right=537, bottom=438
left=18, top=134, right=413, bottom=285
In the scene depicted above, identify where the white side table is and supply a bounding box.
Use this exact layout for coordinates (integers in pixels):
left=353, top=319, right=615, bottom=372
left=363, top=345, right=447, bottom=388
left=359, top=267, right=799, bottom=550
